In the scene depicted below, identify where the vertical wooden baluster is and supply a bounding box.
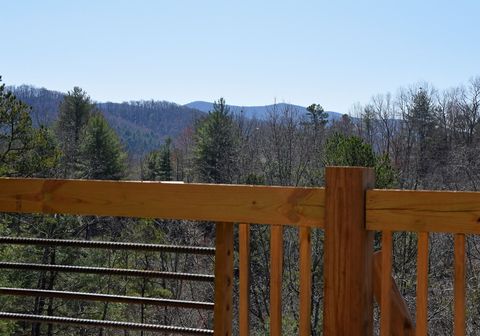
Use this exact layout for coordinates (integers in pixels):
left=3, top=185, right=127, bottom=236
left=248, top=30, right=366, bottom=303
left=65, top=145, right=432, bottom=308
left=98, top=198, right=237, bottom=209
left=270, top=225, right=283, bottom=336
left=454, top=233, right=466, bottom=336
left=299, top=226, right=312, bottom=336
left=239, top=223, right=250, bottom=336
left=416, top=232, right=429, bottom=336
left=380, top=230, right=392, bottom=336
left=214, top=222, right=234, bottom=336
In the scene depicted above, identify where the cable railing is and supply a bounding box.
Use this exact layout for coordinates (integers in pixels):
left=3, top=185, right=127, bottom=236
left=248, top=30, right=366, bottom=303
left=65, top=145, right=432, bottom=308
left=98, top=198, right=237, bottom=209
left=0, top=234, right=216, bottom=335
left=0, top=177, right=322, bottom=335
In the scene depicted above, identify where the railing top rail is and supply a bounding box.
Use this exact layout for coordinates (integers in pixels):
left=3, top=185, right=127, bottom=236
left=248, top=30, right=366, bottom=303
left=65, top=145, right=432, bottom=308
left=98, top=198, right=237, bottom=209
left=367, top=189, right=480, bottom=234
left=4, top=177, right=480, bottom=233
left=0, top=178, right=325, bottom=227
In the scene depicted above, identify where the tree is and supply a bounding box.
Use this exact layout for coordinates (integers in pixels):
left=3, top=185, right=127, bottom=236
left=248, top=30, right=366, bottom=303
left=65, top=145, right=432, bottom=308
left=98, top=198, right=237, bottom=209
left=0, top=76, right=35, bottom=175
left=193, top=98, right=238, bottom=183
left=402, top=87, right=437, bottom=186
left=324, top=133, right=396, bottom=188
left=77, top=113, right=127, bottom=180
left=306, top=103, right=328, bottom=129
left=141, top=138, right=173, bottom=181
left=56, top=87, right=95, bottom=177
left=0, top=77, right=60, bottom=178
left=15, top=126, right=60, bottom=178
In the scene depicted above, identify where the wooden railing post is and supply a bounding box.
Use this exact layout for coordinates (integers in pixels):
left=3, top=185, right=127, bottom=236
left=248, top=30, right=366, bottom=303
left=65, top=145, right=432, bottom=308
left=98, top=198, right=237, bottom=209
left=323, top=166, right=375, bottom=335
left=214, top=222, right=234, bottom=336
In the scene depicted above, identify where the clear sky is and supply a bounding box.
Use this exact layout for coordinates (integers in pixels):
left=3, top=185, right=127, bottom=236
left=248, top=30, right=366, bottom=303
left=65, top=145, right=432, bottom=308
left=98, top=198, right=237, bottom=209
left=1, top=0, right=479, bottom=113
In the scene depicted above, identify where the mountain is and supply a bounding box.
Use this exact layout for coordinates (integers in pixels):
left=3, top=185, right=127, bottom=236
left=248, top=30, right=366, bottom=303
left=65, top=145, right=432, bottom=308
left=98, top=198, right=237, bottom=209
left=185, top=101, right=344, bottom=121
left=9, top=85, right=346, bottom=158
left=9, top=85, right=205, bottom=157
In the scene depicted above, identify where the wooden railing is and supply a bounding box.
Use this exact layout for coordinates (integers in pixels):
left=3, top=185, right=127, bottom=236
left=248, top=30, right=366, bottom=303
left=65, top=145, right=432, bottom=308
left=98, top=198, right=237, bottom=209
left=367, top=187, right=479, bottom=336
left=0, top=166, right=478, bottom=335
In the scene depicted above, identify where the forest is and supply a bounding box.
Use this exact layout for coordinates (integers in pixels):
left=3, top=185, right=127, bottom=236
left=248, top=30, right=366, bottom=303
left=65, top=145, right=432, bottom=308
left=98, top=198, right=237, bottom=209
left=0, top=74, right=480, bottom=335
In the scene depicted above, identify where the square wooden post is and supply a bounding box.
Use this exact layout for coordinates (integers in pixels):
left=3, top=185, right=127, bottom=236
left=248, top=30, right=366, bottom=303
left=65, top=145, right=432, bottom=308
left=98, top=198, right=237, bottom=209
left=323, top=167, right=375, bottom=335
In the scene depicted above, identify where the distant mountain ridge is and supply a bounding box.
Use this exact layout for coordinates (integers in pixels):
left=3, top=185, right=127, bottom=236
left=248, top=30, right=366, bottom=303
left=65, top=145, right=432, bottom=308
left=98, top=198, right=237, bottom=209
left=8, top=85, right=345, bottom=158
left=185, top=101, right=343, bottom=121
left=9, top=85, right=205, bottom=157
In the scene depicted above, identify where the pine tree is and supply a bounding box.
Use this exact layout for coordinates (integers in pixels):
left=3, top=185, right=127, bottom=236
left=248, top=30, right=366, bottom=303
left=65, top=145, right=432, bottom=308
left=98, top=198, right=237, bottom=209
left=193, top=98, right=238, bottom=183
left=324, top=133, right=396, bottom=188
left=306, top=103, right=328, bottom=129
left=0, top=77, right=60, bottom=178
left=158, top=138, right=173, bottom=181
left=15, top=127, right=60, bottom=178
left=0, top=76, right=35, bottom=175
left=407, top=88, right=436, bottom=181
left=141, top=138, right=173, bottom=181
left=56, top=87, right=95, bottom=177
left=77, top=113, right=127, bottom=180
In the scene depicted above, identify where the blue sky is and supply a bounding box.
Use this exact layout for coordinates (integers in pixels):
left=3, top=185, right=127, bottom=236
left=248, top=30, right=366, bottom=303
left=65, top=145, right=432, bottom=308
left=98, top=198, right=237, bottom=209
left=1, top=0, right=479, bottom=113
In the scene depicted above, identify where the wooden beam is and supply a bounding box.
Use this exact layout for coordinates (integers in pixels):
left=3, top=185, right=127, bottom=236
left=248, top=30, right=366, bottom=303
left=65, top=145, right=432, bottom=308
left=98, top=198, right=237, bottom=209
left=367, top=189, right=480, bottom=234
left=323, top=167, right=375, bottom=336
left=0, top=178, right=324, bottom=227
left=214, top=222, right=234, bottom=336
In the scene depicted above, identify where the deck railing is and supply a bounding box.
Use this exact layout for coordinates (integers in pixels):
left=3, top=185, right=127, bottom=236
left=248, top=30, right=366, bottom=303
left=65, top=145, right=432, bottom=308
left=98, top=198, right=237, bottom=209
left=0, top=166, right=478, bottom=335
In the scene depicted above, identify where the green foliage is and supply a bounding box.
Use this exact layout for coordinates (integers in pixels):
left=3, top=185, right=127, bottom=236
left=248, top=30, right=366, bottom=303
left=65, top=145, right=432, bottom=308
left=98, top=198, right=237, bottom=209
left=77, top=113, right=127, bottom=180
left=375, top=153, right=397, bottom=189
left=245, top=173, right=265, bottom=185
left=306, top=103, right=328, bottom=128
left=324, top=133, right=376, bottom=167
left=56, top=87, right=95, bottom=177
left=324, top=133, right=397, bottom=188
left=15, top=127, right=60, bottom=177
left=193, top=98, right=238, bottom=183
left=0, top=77, right=35, bottom=175
left=141, top=138, right=173, bottom=181
left=0, top=77, right=59, bottom=178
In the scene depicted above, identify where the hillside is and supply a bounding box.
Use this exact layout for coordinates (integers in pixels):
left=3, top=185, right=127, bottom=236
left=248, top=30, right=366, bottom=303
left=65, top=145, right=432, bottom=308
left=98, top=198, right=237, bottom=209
left=186, top=101, right=343, bottom=121
left=10, top=85, right=205, bottom=156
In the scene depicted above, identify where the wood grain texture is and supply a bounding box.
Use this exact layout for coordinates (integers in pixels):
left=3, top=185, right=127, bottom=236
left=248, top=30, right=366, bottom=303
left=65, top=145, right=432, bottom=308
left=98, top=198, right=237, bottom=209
left=270, top=225, right=283, bottom=336
left=0, top=178, right=324, bottom=227
left=239, top=223, right=250, bottom=336
left=373, top=251, right=415, bottom=336
left=323, top=167, right=375, bottom=336
left=454, top=233, right=466, bottom=336
left=214, top=222, right=234, bottom=336
left=380, top=230, right=392, bottom=336
left=416, top=232, right=429, bottom=336
left=367, top=189, right=480, bottom=234
left=299, top=226, right=312, bottom=336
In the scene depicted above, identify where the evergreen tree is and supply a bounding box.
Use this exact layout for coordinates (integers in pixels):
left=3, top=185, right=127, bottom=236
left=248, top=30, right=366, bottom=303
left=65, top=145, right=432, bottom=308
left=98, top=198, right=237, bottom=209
left=56, top=87, right=95, bottom=177
left=193, top=98, right=238, bottom=183
left=0, top=77, right=59, bottom=177
left=141, top=138, right=173, bottom=181
left=324, top=133, right=396, bottom=188
left=77, top=113, right=127, bottom=180
left=306, top=103, right=328, bottom=129
left=0, top=77, right=35, bottom=175
left=407, top=88, right=436, bottom=181
left=15, top=127, right=60, bottom=178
